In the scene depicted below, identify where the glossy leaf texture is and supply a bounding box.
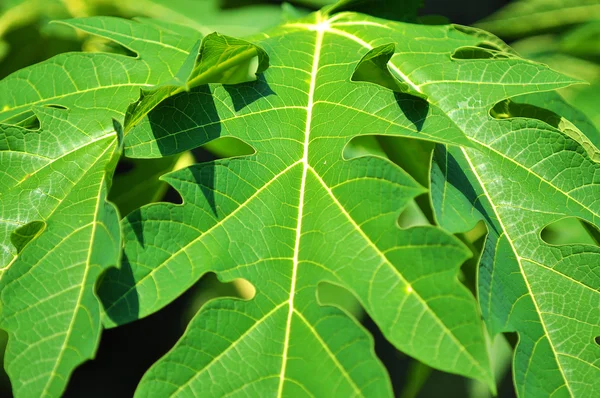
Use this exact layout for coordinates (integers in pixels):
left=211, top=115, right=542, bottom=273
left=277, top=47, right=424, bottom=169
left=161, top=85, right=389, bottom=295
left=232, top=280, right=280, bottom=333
left=95, top=8, right=590, bottom=396
left=0, top=16, right=262, bottom=397
left=430, top=42, right=600, bottom=398
left=0, top=110, right=121, bottom=397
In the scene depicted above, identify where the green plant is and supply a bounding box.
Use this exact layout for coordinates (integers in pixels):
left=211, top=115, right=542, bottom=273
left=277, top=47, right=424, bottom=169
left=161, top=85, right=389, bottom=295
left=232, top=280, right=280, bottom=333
left=0, top=0, right=599, bottom=397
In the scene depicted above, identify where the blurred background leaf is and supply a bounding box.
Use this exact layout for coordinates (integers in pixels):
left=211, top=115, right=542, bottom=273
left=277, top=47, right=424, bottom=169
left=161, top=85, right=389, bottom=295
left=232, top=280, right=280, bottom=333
left=475, top=0, right=600, bottom=39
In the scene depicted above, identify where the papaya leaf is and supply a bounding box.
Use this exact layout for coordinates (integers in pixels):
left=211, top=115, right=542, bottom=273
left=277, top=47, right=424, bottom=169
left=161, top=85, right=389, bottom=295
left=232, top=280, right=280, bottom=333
left=0, top=109, right=122, bottom=397
left=97, top=8, right=584, bottom=396
left=125, top=33, right=268, bottom=133
left=0, top=16, right=265, bottom=397
left=430, top=59, right=600, bottom=398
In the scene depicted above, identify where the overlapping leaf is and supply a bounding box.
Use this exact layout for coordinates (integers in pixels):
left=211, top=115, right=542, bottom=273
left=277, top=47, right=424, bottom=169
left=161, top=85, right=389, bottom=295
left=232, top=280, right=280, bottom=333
left=93, top=8, right=592, bottom=396
left=431, top=113, right=600, bottom=396
left=0, top=109, right=121, bottom=397
left=427, top=35, right=600, bottom=398
left=0, top=17, right=198, bottom=397
left=0, top=16, right=262, bottom=397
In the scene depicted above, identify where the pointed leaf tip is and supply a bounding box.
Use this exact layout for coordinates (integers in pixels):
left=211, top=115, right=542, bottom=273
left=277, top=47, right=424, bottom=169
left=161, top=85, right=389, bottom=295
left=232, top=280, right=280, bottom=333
left=124, top=33, right=269, bottom=133
left=352, top=43, right=427, bottom=100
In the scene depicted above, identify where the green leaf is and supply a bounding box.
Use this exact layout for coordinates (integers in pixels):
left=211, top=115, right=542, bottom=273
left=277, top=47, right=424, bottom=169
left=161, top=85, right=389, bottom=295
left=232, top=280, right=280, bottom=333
left=125, top=32, right=269, bottom=132
left=0, top=109, right=121, bottom=397
left=109, top=152, right=195, bottom=216
left=351, top=43, right=426, bottom=99
left=0, top=15, right=199, bottom=271
left=95, top=8, right=584, bottom=395
left=431, top=86, right=600, bottom=397
left=0, top=16, right=260, bottom=397
left=475, top=0, right=600, bottom=39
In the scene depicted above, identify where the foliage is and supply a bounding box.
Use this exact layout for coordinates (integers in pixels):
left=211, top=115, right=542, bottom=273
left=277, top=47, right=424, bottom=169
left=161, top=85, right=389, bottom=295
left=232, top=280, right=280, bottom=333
left=476, top=0, right=600, bottom=130
left=0, top=0, right=599, bottom=397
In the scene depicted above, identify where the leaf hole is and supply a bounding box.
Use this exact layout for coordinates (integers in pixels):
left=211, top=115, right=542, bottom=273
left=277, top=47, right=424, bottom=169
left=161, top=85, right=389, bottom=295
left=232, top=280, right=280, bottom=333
left=201, top=136, right=255, bottom=160
left=595, top=336, right=600, bottom=346
left=452, top=25, right=513, bottom=54
left=43, top=104, right=68, bottom=111
left=451, top=45, right=513, bottom=60
left=317, top=282, right=363, bottom=320
left=10, top=220, right=46, bottom=254
left=541, top=217, right=600, bottom=247
left=114, top=157, right=135, bottom=175
left=160, top=186, right=184, bottom=206
left=397, top=200, right=430, bottom=228
left=2, top=110, right=39, bottom=130
left=182, top=273, right=255, bottom=326
left=343, top=135, right=388, bottom=160
left=351, top=44, right=427, bottom=100
left=110, top=153, right=196, bottom=215
left=490, top=98, right=600, bottom=162
left=74, top=272, right=251, bottom=396
left=82, top=36, right=138, bottom=58
left=490, top=98, right=561, bottom=125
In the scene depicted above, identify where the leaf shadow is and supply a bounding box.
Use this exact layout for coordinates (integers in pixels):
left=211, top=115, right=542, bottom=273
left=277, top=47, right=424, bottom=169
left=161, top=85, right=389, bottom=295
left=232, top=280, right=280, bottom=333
left=98, top=252, right=140, bottom=324
left=436, top=145, right=499, bottom=234
left=223, top=74, right=276, bottom=112
left=145, top=85, right=222, bottom=216
left=143, top=76, right=274, bottom=217
left=395, top=92, right=428, bottom=132
left=149, top=85, right=222, bottom=158
left=104, top=74, right=276, bottom=323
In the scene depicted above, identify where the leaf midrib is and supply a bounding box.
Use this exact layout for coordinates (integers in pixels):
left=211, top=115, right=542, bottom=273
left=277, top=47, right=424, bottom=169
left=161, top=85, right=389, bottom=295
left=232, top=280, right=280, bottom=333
left=113, top=15, right=491, bottom=390
left=290, top=16, right=490, bottom=382
left=276, top=11, right=325, bottom=396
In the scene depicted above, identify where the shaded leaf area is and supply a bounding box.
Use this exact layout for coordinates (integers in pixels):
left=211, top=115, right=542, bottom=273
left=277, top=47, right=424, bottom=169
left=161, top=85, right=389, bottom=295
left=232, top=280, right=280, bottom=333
left=124, top=32, right=269, bottom=133
left=62, top=273, right=247, bottom=398
left=109, top=152, right=195, bottom=216
left=0, top=16, right=266, bottom=398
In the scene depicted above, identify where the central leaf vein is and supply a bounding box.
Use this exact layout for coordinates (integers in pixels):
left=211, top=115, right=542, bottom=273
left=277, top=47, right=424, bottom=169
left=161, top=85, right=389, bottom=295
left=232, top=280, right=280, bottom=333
left=277, top=12, right=326, bottom=397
